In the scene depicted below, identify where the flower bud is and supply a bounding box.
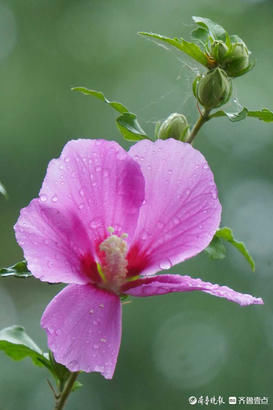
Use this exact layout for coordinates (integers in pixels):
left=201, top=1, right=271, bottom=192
left=157, top=113, right=190, bottom=141
left=223, top=42, right=250, bottom=77
left=195, top=68, right=232, bottom=109
left=211, top=40, right=229, bottom=64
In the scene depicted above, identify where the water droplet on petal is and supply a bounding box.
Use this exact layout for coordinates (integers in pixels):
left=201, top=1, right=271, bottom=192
left=64, top=157, right=70, bottom=163
left=100, top=338, right=107, bottom=343
left=203, top=164, right=209, bottom=169
left=40, top=194, right=48, bottom=202
left=141, top=231, right=149, bottom=241
left=79, top=189, right=84, bottom=197
left=117, top=153, right=125, bottom=160
left=95, top=166, right=102, bottom=173
left=52, top=195, right=58, bottom=203
left=159, top=260, right=172, bottom=270
left=168, top=169, right=173, bottom=175
left=96, top=365, right=105, bottom=373
left=93, top=344, right=99, bottom=350
left=173, top=217, right=180, bottom=225
left=99, top=303, right=104, bottom=309
left=89, top=309, right=94, bottom=314
left=212, top=192, right=217, bottom=199
left=68, top=360, right=78, bottom=371
left=89, top=218, right=102, bottom=230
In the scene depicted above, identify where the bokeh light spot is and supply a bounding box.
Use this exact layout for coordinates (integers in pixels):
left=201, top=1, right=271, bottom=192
left=153, top=312, right=228, bottom=389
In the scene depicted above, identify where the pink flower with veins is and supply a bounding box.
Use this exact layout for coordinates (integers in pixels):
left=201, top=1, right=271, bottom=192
left=14, top=138, right=263, bottom=379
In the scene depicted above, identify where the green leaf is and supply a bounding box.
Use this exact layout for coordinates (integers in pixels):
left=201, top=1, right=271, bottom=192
left=209, top=107, right=248, bottom=122
left=191, top=27, right=210, bottom=46
left=72, top=87, right=150, bottom=141
left=0, top=260, right=32, bottom=278
left=247, top=108, right=273, bottom=122
left=71, top=87, right=129, bottom=114
left=210, top=107, right=273, bottom=123
left=0, top=326, right=50, bottom=368
left=116, top=113, right=149, bottom=141
left=205, top=236, right=226, bottom=260
left=192, top=16, right=227, bottom=42
left=139, top=32, right=209, bottom=67
left=212, top=227, right=255, bottom=271
left=0, top=180, right=7, bottom=199
left=72, top=381, right=83, bottom=392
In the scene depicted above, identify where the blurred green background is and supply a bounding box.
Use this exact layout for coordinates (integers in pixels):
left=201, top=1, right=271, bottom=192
left=0, top=0, right=273, bottom=409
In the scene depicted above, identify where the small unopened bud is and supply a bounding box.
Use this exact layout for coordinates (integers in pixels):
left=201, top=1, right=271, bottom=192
left=195, top=68, right=232, bottom=109
left=211, top=40, right=229, bottom=64
left=223, top=42, right=250, bottom=77
left=157, top=113, right=190, bottom=141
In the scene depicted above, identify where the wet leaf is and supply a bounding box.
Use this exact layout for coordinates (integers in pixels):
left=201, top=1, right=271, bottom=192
left=0, top=260, right=32, bottom=278
left=139, top=32, right=209, bottom=67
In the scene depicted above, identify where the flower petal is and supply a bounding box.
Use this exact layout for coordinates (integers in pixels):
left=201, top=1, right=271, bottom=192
left=41, top=284, right=122, bottom=379
left=123, top=274, right=263, bottom=306
left=14, top=198, right=91, bottom=284
left=15, top=139, right=145, bottom=283
left=128, top=139, right=221, bottom=275
left=41, top=139, right=144, bottom=242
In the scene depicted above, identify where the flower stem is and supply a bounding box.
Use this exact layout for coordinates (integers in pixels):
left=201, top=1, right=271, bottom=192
left=186, top=107, right=211, bottom=144
left=54, top=372, right=79, bottom=410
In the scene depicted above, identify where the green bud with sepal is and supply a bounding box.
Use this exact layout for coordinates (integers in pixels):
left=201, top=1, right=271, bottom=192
left=194, top=68, right=232, bottom=110
left=222, top=41, right=251, bottom=77
left=157, top=113, right=190, bottom=141
left=210, top=40, right=229, bottom=64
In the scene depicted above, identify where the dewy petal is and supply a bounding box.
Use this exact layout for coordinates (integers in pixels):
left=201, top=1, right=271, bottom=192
left=40, top=139, right=145, bottom=243
left=128, top=139, right=221, bottom=275
left=14, top=198, right=90, bottom=284
left=123, top=274, right=264, bottom=306
left=41, top=284, right=122, bottom=379
left=14, top=139, right=145, bottom=283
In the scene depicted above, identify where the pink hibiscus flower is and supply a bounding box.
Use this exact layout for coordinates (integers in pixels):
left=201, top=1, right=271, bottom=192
left=14, top=139, right=263, bottom=379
